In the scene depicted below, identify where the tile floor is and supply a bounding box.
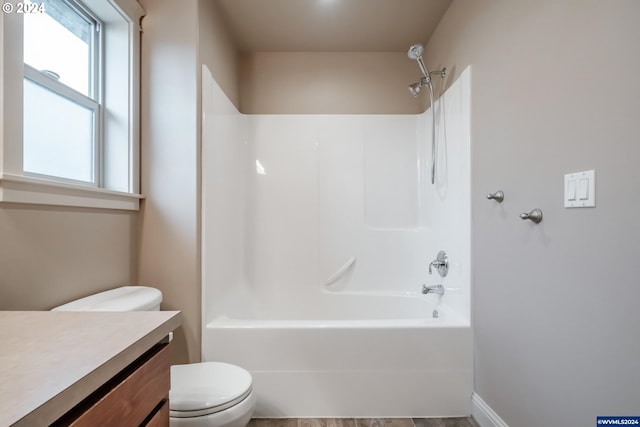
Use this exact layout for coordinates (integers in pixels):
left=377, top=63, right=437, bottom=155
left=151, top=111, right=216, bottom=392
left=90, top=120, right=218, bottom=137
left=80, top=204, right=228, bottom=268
left=248, top=418, right=480, bottom=427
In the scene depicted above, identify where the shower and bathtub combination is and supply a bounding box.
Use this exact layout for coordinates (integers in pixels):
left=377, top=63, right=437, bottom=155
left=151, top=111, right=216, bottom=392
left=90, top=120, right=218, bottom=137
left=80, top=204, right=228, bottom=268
left=201, top=51, right=472, bottom=417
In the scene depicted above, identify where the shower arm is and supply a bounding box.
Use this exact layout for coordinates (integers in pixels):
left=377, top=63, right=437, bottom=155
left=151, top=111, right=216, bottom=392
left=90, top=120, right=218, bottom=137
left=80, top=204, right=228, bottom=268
left=429, top=69, right=446, bottom=79
left=417, top=56, right=446, bottom=82
left=419, top=71, right=447, bottom=86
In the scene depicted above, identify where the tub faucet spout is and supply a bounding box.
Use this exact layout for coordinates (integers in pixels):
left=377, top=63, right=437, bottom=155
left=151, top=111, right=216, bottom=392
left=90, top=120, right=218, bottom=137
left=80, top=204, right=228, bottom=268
left=422, top=284, right=445, bottom=296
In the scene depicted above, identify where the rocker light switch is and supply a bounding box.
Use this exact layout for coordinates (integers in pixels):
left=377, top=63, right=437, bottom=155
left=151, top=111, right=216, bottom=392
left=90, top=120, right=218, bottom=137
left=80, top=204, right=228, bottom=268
left=565, top=170, right=595, bottom=208
left=578, top=178, right=589, bottom=200
left=567, top=180, right=577, bottom=201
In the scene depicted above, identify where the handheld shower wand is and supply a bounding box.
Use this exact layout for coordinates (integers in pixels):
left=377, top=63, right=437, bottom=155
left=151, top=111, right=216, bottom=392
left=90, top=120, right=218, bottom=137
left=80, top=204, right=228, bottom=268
left=407, top=43, right=431, bottom=82
left=407, top=43, right=446, bottom=185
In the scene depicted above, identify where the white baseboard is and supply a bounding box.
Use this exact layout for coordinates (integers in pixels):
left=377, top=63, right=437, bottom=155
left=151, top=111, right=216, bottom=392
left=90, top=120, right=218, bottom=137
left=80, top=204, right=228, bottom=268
left=471, top=393, right=509, bottom=427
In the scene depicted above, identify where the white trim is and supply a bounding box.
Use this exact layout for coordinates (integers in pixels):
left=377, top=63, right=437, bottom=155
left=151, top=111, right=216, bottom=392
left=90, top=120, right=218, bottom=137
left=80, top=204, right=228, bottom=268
left=1, top=10, right=24, bottom=174
left=104, top=0, right=144, bottom=22
left=0, top=173, right=143, bottom=210
left=471, top=393, right=510, bottom=427
left=2, top=0, right=143, bottom=203
left=24, top=65, right=100, bottom=109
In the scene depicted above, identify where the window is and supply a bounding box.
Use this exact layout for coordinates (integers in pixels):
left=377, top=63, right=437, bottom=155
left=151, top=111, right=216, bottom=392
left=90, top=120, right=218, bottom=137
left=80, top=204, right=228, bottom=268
left=0, top=0, right=145, bottom=210
left=23, top=0, right=101, bottom=185
left=24, top=0, right=97, bottom=96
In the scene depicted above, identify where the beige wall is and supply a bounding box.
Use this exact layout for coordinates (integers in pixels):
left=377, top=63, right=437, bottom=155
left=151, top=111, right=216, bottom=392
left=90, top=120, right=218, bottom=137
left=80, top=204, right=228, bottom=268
left=139, top=0, right=200, bottom=364
left=240, top=52, right=423, bottom=114
left=425, top=1, right=640, bottom=426
left=139, top=0, right=239, bottom=364
left=199, top=0, right=240, bottom=109
left=0, top=205, right=136, bottom=310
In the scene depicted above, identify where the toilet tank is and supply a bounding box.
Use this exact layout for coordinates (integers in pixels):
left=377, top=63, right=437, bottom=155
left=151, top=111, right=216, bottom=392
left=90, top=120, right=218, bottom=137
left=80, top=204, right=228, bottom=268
left=52, top=286, right=163, bottom=312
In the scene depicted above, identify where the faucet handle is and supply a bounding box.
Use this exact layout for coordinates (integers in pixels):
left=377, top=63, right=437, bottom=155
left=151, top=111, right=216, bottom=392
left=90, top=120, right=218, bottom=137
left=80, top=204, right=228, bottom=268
left=428, top=251, right=449, bottom=277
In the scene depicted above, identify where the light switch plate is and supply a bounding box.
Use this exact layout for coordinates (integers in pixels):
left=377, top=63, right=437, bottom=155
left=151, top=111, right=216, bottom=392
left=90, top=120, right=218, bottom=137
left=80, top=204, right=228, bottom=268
left=565, top=170, right=595, bottom=208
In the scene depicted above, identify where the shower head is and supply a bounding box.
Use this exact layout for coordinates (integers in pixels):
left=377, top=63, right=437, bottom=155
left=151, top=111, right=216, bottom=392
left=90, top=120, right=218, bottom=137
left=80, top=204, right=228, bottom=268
left=407, top=43, right=424, bottom=60
left=408, top=80, right=423, bottom=97
left=407, top=42, right=430, bottom=79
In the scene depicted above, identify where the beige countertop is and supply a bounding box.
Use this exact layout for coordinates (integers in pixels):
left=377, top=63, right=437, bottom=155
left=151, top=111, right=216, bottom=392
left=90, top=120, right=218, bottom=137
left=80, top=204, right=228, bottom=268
left=0, top=310, right=181, bottom=426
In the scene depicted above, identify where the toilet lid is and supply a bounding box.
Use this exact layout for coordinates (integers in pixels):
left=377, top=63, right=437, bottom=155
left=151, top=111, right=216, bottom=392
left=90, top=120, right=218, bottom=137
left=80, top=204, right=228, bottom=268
left=170, top=362, right=253, bottom=415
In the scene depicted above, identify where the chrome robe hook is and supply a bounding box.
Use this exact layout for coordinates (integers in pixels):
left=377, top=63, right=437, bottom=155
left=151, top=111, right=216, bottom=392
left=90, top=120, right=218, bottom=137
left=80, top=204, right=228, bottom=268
left=520, top=209, right=543, bottom=224
left=486, top=190, right=504, bottom=203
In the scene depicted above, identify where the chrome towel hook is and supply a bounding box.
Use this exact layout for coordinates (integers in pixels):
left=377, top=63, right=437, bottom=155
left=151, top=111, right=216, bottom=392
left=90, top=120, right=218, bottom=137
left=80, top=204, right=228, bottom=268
left=486, top=190, right=504, bottom=203
left=520, top=208, right=543, bottom=224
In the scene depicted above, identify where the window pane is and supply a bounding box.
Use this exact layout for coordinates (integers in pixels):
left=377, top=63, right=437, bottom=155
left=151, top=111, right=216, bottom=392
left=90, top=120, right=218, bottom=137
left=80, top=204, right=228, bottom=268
left=23, top=0, right=93, bottom=96
left=24, top=79, right=94, bottom=183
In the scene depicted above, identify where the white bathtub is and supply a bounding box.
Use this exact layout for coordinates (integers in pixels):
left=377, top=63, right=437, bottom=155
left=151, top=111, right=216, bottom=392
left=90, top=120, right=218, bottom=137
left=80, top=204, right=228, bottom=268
left=202, top=291, right=472, bottom=417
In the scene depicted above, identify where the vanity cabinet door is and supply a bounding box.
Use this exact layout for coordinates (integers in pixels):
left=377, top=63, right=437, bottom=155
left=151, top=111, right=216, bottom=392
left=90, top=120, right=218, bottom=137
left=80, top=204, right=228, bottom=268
left=56, top=344, right=170, bottom=427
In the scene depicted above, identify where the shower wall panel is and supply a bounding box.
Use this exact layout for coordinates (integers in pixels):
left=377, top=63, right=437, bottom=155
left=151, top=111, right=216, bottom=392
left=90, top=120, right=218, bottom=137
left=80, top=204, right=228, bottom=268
left=202, top=66, right=471, bottom=323
left=363, top=116, right=422, bottom=229
left=316, top=115, right=431, bottom=294
left=244, top=115, right=321, bottom=294
left=201, top=66, right=248, bottom=316
left=421, top=66, right=471, bottom=319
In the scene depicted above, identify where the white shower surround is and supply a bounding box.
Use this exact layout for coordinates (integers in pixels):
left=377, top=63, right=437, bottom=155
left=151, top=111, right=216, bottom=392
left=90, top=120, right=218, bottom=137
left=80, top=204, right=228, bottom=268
left=201, top=66, right=472, bottom=417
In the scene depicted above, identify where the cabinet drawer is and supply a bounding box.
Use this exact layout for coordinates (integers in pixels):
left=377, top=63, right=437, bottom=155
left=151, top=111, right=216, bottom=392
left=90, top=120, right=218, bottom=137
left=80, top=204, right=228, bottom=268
left=57, top=344, right=170, bottom=427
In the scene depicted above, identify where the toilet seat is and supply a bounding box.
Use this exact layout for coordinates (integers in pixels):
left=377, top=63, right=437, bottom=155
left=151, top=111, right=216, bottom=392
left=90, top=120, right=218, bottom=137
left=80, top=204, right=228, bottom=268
left=170, top=362, right=253, bottom=418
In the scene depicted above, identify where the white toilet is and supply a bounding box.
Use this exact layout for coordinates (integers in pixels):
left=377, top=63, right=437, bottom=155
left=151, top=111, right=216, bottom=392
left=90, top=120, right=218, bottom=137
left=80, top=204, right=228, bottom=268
left=52, top=286, right=256, bottom=427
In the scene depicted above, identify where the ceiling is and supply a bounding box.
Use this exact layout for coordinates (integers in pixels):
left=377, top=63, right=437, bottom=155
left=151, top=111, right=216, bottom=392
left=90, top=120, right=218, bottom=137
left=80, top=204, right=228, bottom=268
left=213, top=0, right=453, bottom=52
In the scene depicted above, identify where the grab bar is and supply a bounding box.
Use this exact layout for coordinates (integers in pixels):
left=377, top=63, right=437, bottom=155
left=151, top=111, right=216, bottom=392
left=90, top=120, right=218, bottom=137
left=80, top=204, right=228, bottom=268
left=323, top=256, right=356, bottom=287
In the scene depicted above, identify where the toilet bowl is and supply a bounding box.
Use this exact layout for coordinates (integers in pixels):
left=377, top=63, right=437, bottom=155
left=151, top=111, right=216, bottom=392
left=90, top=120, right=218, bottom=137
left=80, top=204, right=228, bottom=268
left=52, top=286, right=255, bottom=427
left=170, top=362, right=255, bottom=427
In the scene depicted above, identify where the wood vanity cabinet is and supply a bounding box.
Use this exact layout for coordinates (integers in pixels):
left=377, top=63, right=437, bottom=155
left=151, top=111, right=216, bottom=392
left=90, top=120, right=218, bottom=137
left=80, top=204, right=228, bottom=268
left=52, top=343, right=171, bottom=427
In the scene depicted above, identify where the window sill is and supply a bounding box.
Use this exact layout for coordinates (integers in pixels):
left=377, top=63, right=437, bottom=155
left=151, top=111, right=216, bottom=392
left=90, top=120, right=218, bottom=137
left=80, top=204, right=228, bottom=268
left=0, top=173, right=143, bottom=211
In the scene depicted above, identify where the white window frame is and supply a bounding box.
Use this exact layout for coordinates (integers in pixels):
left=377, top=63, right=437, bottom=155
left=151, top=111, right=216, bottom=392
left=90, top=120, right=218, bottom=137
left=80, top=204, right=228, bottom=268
left=0, top=0, right=145, bottom=210
left=23, top=65, right=102, bottom=187
left=23, top=0, right=102, bottom=187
